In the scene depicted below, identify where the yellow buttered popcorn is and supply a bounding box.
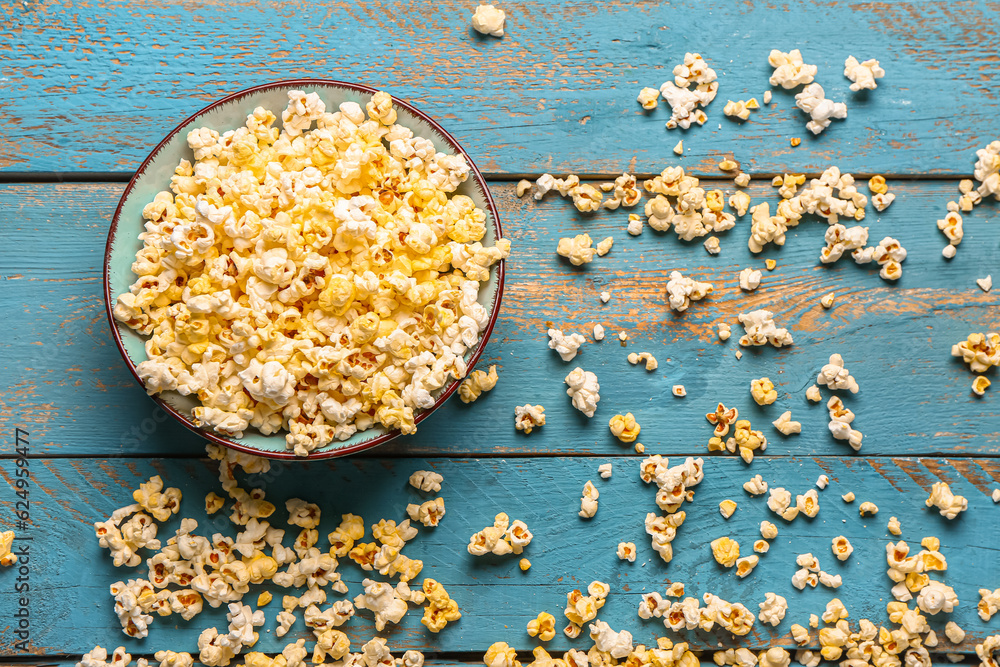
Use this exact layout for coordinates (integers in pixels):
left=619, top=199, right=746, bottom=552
left=609, top=412, right=641, bottom=443
left=113, top=90, right=511, bottom=456
left=527, top=611, right=557, bottom=641
left=458, top=365, right=498, bottom=404
left=711, top=536, right=740, bottom=567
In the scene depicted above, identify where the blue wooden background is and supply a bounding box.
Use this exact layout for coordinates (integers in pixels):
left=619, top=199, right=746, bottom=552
left=1, top=0, right=999, bottom=664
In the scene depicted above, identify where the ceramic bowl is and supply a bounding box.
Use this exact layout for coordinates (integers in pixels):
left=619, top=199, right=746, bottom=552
left=104, top=79, right=505, bottom=459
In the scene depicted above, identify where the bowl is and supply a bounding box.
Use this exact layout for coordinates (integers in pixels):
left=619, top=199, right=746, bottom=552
left=104, top=79, right=505, bottom=459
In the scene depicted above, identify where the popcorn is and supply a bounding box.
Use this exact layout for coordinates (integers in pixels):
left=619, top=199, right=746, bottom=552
left=978, top=376, right=996, bottom=396
left=719, top=500, right=737, bottom=519
left=514, top=404, right=546, bottom=434
left=528, top=611, right=557, bottom=641
left=791, top=568, right=817, bottom=590
left=468, top=513, right=531, bottom=556
left=548, top=329, right=586, bottom=362
left=666, top=271, right=714, bottom=312
left=872, top=192, right=895, bottom=211
left=974, top=141, right=1000, bottom=201
left=596, top=236, right=614, bottom=256
left=750, top=377, right=777, bottom=405
left=767, top=488, right=799, bottom=521
left=772, top=411, right=801, bottom=436
left=599, top=291, right=611, bottom=303
left=806, top=385, right=822, bottom=402
left=660, top=53, right=718, bottom=130
left=133, top=476, right=183, bottom=522
left=409, top=471, right=443, bottom=494
left=640, top=456, right=703, bottom=561
left=711, top=536, right=740, bottom=567
left=421, top=578, right=461, bottom=632
left=754, top=540, right=769, bottom=554
left=739, top=268, right=762, bottom=292
left=459, top=365, right=499, bottom=403
left=842, top=491, right=855, bottom=503
left=831, top=536, right=853, bottom=561
left=589, top=620, right=634, bottom=659
left=638, top=87, right=660, bottom=110
left=867, top=236, right=907, bottom=280
left=917, top=580, right=958, bottom=615
left=564, top=586, right=605, bottom=627
left=580, top=481, right=600, bottom=519
left=925, top=481, right=968, bottom=519
left=519, top=558, right=531, bottom=571
left=116, top=91, right=509, bottom=455
left=979, top=275, right=994, bottom=292
left=736, top=555, right=759, bottom=577
left=628, top=352, right=658, bottom=371
left=796, top=489, right=820, bottom=517
left=593, top=324, right=605, bottom=341
left=817, top=353, right=859, bottom=393
left=820, top=292, right=835, bottom=309
left=744, top=476, right=768, bottom=496
left=572, top=184, right=604, bottom=213
left=483, top=642, right=518, bottom=667
left=717, top=323, right=731, bottom=341
left=599, top=463, right=612, bottom=479
left=609, top=413, right=641, bottom=442
left=768, top=49, right=817, bottom=88
left=406, top=498, right=445, bottom=528
left=673, top=140, right=684, bottom=155
left=795, top=84, right=847, bottom=134
left=565, top=367, right=600, bottom=417
left=820, top=224, right=869, bottom=264
left=738, top=309, right=793, bottom=347
left=557, top=234, right=597, bottom=266
left=605, top=173, right=642, bottom=210
left=0, top=531, right=16, bottom=567
left=617, top=542, right=637, bottom=562
left=859, top=501, right=878, bottom=516
left=758, top=593, right=788, bottom=626
left=354, top=578, right=409, bottom=631
left=844, top=56, right=885, bottom=91
left=946, top=621, right=966, bottom=644
left=471, top=4, right=505, bottom=37
left=516, top=180, right=532, bottom=197
left=953, top=333, right=1000, bottom=373
left=724, top=100, right=753, bottom=121
left=828, top=396, right=863, bottom=451
left=729, top=191, right=751, bottom=216
left=704, top=236, right=721, bottom=254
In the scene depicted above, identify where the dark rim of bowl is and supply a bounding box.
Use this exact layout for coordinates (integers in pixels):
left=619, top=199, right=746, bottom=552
left=103, top=78, right=506, bottom=460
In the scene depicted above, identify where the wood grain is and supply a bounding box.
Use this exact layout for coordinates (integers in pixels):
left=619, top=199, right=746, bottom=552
left=1, top=0, right=999, bottom=176
left=1, top=455, right=998, bottom=657
left=1, top=181, right=998, bottom=458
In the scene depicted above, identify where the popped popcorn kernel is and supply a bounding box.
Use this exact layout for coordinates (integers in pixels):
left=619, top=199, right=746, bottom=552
left=672, top=385, right=687, bottom=397
left=806, top=385, right=822, bottom=402
left=817, top=353, right=859, bottom=393
left=0, top=531, right=16, bottom=567
left=772, top=411, right=802, bottom=436
left=557, top=234, right=597, bottom=266
left=751, top=377, right=777, bottom=405
left=925, top=481, right=968, bottom=519
left=409, top=471, right=444, bottom=494
left=973, top=375, right=992, bottom=396
left=795, top=83, right=847, bottom=135
left=565, top=367, right=600, bottom=417
left=596, top=236, right=614, bottom=256
left=859, top=501, right=878, bottom=516
left=832, top=536, right=853, bottom=561
left=579, top=481, right=600, bottom=519
left=548, top=328, right=586, bottom=362
left=256, top=591, right=272, bottom=607
left=673, top=140, right=684, bottom=155
left=637, top=87, right=661, bottom=110
left=514, top=404, right=546, bottom=434
left=765, top=259, right=776, bottom=270
left=458, top=365, right=499, bottom=403
left=205, top=492, right=225, bottom=515
left=979, top=275, right=994, bottom=292
left=719, top=500, right=737, bottom=519
left=717, top=323, right=732, bottom=341
left=704, top=236, right=721, bottom=254
left=628, top=352, right=658, bottom=371
left=768, top=49, right=817, bottom=89
left=744, top=475, right=768, bottom=496
left=666, top=270, right=713, bottom=312
left=609, top=412, right=641, bottom=443
left=820, top=292, right=835, bottom=309
left=660, top=53, right=719, bottom=130
left=598, top=463, right=612, bottom=479
left=516, top=179, right=532, bottom=197
left=754, top=540, right=770, bottom=554
left=483, top=642, right=519, bottom=667
left=617, top=542, right=637, bottom=562
left=471, top=4, right=505, bottom=37
left=842, top=491, right=855, bottom=503
left=736, top=555, right=760, bottom=577
left=711, top=536, right=740, bottom=567
left=844, top=56, right=885, bottom=91
left=759, top=592, right=788, bottom=626
left=527, top=611, right=557, bottom=641
left=739, top=267, right=762, bottom=291
left=738, top=309, right=793, bottom=347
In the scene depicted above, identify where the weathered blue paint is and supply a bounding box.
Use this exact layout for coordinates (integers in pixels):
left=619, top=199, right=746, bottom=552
left=1, top=182, right=997, bottom=458
left=0, top=1, right=999, bottom=176
left=0, top=456, right=996, bottom=656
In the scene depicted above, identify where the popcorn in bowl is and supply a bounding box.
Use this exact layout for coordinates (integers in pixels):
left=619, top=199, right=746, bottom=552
left=111, top=89, right=509, bottom=456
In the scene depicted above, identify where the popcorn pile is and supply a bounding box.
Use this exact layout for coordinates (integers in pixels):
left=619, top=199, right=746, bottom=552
left=639, top=455, right=704, bottom=564
left=87, top=444, right=460, bottom=667
left=112, top=90, right=509, bottom=456
left=937, top=142, right=1000, bottom=256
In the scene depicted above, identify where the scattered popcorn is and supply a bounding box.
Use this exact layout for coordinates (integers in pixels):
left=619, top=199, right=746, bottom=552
left=751, top=377, right=778, bottom=406
left=548, top=328, right=586, bottom=362
left=739, top=268, right=762, bottom=291
left=640, top=455, right=703, bottom=562
left=768, top=49, right=817, bottom=88
left=660, top=53, right=719, bottom=130
left=767, top=487, right=800, bottom=521
left=806, top=385, right=822, bottom=402
left=514, top=404, right=546, bottom=434
left=557, top=234, right=597, bottom=266
left=946, top=621, right=966, bottom=644
left=628, top=352, right=659, bottom=371
left=706, top=402, right=740, bottom=437
left=979, top=275, right=993, bottom=292
left=772, top=411, right=802, bottom=435
left=637, top=87, right=660, bottom=110
left=820, top=292, right=835, bottom=309
left=754, top=540, right=770, bottom=553
left=409, top=471, right=444, bottom=494
left=744, top=475, right=768, bottom=496
left=205, top=492, right=224, bottom=515
left=471, top=4, right=505, bottom=36
left=592, top=324, right=606, bottom=342
left=738, top=309, right=793, bottom=347
left=925, top=481, right=968, bottom=519
left=724, top=100, right=752, bottom=121
left=719, top=500, right=737, bottom=519
left=718, top=323, right=732, bottom=341
left=938, top=210, right=964, bottom=248
left=859, top=501, right=878, bottom=516
left=596, top=236, right=614, bottom=256
left=459, top=365, right=499, bottom=403
left=704, top=236, right=721, bottom=254
left=589, top=620, right=634, bottom=659
left=797, top=489, right=820, bottom=517
left=760, top=521, right=779, bottom=540
left=406, top=498, right=446, bottom=528
left=627, top=214, right=643, bottom=236
left=831, top=536, right=853, bottom=561
left=617, top=542, right=637, bottom=562
left=974, top=141, right=1000, bottom=201
left=795, top=83, right=847, bottom=134
left=422, top=578, right=461, bottom=632
left=666, top=270, right=714, bottom=312
left=736, top=555, right=760, bottom=578
left=609, top=413, right=641, bottom=443
left=468, top=513, right=532, bottom=556
left=673, top=140, right=684, bottom=155
left=729, top=191, right=751, bottom=216
left=600, top=291, right=611, bottom=303
left=527, top=611, right=557, bottom=641
left=711, top=536, right=740, bottom=567
left=565, top=367, right=600, bottom=417
left=917, top=580, right=959, bottom=615
left=820, top=224, right=869, bottom=264
left=735, top=172, right=751, bottom=187
left=817, top=353, right=859, bottom=393
left=672, top=385, right=687, bottom=397
left=816, top=474, right=829, bottom=489
left=354, top=578, right=409, bottom=631
left=864, top=236, right=907, bottom=281
left=953, top=333, right=1000, bottom=373
left=579, top=481, right=600, bottom=519
left=843, top=56, right=885, bottom=91
left=828, top=396, right=863, bottom=451
left=598, top=463, right=613, bottom=479
left=791, top=568, right=817, bottom=590
left=519, top=558, right=531, bottom=571
left=516, top=179, right=532, bottom=197
left=842, top=492, right=855, bottom=503
left=872, top=192, right=895, bottom=211
left=759, top=592, right=788, bottom=626
left=112, top=91, right=508, bottom=455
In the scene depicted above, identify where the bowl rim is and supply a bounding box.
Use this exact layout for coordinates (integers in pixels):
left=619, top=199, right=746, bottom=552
left=103, top=78, right=506, bottom=460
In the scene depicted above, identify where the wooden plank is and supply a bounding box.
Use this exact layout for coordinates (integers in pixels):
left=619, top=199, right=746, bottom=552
left=0, top=455, right=997, bottom=657
left=2, top=181, right=999, bottom=458
left=1, top=0, right=999, bottom=176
